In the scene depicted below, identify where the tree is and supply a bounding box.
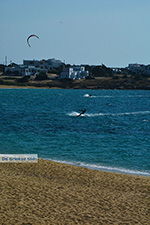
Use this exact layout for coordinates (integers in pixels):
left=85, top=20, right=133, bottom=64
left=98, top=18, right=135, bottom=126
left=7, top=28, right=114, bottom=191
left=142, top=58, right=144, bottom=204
left=35, top=71, right=48, bottom=80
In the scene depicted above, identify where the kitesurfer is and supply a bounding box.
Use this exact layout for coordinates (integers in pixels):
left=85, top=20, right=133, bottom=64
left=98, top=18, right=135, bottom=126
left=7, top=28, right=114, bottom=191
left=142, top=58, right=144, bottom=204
left=76, top=109, right=86, bottom=117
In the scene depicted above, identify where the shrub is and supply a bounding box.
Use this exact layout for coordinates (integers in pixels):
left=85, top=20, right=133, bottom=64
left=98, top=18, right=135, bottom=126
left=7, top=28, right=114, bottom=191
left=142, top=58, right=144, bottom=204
left=35, top=71, right=48, bottom=80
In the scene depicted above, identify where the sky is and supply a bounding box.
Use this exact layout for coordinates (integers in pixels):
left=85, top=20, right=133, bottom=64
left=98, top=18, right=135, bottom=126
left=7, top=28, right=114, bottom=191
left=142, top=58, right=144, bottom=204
left=1, top=0, right=150, bottom=67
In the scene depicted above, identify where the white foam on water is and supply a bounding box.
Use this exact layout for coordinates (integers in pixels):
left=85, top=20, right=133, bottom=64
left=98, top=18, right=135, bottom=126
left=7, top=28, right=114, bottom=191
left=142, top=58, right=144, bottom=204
left=83, top=94, right=96, bottom=98
left=143, top=119, right=150, bottom=122
left=94, top=95, right=114, bottom=98
left=68, top=111, right=150, bottom=117
left=126, top=95, right=150, bottom=98
left=68, top=111, right=86, bottom=117
left=68, top=112, right=79, bottom=116
left=46, top=159, right=150, bottom=176
left=84, top=94, right=91, bottom=97
left=84, top=94, right=150, bottom=98
left=112, top=111, right=150, bottom=116
left=83, top=95, right=113, bottom=98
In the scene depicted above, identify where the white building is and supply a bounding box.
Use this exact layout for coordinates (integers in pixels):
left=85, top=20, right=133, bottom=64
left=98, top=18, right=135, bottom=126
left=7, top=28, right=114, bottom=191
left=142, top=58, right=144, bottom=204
left=60, top=66, right=89, bottom=80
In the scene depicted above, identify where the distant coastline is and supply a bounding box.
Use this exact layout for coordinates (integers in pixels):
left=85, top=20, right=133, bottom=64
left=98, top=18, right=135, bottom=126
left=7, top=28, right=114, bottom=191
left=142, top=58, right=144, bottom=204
left=0, top=76, right=150, bottom=90
left=1, top=60, right=150, bottom=90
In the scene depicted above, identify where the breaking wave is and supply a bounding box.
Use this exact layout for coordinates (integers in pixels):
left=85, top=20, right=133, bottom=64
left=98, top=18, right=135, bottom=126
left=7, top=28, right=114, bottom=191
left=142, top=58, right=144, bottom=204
left=47, top=159, right=150, bottom=176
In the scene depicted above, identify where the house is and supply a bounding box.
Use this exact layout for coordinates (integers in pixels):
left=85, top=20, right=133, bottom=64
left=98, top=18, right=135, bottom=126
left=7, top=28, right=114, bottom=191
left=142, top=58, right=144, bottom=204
left=4, top=58, right=63, bottom=76
left=5, top=63, right=36, bottom=76
left=23, top=58, right=63, bottom=72
left=127, top=64, right=150, bottom=76
left=5, top=63, right=24, bottom=76
left=60, top=66, right=89, bottom=80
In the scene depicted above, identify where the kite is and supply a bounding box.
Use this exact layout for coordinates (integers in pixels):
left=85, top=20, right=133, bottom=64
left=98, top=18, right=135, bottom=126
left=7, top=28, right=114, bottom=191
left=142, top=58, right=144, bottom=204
left=27, top=34, right=39, bottom=47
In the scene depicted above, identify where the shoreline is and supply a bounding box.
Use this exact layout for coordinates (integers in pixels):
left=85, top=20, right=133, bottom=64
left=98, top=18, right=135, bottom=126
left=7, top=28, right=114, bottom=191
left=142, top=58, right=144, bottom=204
left=0, top=76, right=150, bottom=90
left=46, top=158, right=150, bottom=177
left=0, top=84, right=51, bottom=89
left=0, top=84, right=150, bottom=90
left=0, top=159, right=149, bottom=224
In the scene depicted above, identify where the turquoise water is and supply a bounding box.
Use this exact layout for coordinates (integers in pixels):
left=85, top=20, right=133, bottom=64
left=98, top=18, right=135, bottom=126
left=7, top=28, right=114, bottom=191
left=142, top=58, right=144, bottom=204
left=0, top=89, right=150, bottom=175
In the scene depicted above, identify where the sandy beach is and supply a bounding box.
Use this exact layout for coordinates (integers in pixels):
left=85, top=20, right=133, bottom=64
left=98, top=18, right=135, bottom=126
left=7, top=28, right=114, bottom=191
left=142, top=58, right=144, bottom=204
left=0, top=159, right=149, bottom=225
left=0, top=85, right=49, bottom=89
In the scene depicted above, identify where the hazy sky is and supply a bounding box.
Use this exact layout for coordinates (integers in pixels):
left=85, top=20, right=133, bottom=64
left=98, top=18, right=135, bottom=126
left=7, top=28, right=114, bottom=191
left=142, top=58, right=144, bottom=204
left=1, top=0, right=150, bottom=67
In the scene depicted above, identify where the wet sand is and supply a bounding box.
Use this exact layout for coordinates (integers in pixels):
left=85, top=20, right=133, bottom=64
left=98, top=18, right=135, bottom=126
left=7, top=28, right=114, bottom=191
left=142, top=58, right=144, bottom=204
left=0, top=159, right=149, bottom=225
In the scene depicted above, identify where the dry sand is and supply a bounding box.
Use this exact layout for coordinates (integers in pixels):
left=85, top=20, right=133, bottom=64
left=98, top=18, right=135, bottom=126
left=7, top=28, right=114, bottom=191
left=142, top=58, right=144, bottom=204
left=0, top=159, right=149, bottom=225
left=0, top=85, right=48, bottom=89
left=0, top=85, right=63, bottom=89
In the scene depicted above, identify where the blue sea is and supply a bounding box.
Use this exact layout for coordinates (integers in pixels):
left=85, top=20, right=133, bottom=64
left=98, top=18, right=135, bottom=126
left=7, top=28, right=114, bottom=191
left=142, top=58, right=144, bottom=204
left=0, top=89, right=150, bottom=176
